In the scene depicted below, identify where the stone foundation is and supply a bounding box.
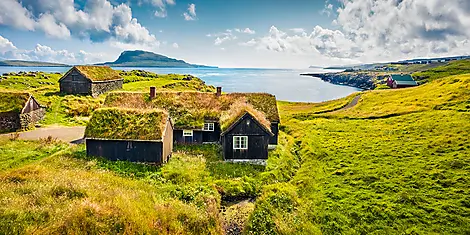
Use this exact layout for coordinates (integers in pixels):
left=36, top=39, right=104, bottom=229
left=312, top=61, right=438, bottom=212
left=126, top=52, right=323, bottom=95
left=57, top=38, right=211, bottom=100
left=91, top=79, right=123, bottom=97
left=0, top=112, right=20, bottom=133
left=19, top=108, right=46, bottom=130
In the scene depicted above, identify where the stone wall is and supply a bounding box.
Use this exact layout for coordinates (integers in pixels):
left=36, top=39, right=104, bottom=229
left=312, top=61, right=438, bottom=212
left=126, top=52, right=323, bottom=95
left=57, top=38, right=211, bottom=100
left=19, top=108, right=45, bottom=130
left=0, top=112, right=20, bottom=133
left=91, top=79, right=123, bottom=97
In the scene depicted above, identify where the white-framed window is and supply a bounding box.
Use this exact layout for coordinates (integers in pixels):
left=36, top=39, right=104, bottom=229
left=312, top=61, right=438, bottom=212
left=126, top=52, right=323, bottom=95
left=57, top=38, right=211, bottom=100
left=183, top=130, right=193, bottom=137
left=233, top=136, right=248, bottom=150
left=203, top=123, right=215, bottom=131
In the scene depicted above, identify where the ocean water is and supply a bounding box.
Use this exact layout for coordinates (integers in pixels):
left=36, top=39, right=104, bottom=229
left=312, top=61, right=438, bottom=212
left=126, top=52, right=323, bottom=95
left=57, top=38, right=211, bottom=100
left=0, top=67, right=360, bottom=103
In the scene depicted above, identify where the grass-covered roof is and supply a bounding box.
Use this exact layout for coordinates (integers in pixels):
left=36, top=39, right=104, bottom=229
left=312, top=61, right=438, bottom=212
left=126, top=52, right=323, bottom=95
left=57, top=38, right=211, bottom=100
left=74, top=66, right=121, bottom=82
left=85, top=108, right=169, bottom=141
left=220, top=100, right=272, bottom=133
left=103, top=91, right=279, bottom=130
left=0, top=91, right=30, bottom=113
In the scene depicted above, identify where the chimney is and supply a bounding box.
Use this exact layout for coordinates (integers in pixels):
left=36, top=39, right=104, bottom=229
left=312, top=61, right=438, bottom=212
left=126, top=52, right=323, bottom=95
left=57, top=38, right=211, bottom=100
left=216, top=87, right=222, bottom=97
left=150, top=86, right=156, bottom=99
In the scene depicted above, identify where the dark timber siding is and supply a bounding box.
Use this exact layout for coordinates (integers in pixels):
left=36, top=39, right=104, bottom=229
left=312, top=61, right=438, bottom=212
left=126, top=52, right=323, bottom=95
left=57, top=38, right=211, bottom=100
left=202, top=122, right=221, bottom=143
left=269, top=122, right=279, bottom=145
left=86, top=139, right=164, bottom=164
left=174, top=130, right=204, bottom=144
left=60, top=68, right=91, bottom=95
left=222, top=114, right=271, bottom=160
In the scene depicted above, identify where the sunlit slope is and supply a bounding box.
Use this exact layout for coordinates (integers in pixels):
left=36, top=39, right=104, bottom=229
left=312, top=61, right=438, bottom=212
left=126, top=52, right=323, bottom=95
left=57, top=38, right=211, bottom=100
left=247, top=74, right=470, bottom=234
left=328, top=74, right=469, bottom=118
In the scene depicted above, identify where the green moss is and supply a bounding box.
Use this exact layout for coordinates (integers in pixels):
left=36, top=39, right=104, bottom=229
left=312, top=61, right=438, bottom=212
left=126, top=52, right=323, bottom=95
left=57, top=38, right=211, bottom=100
left=73, top=66, right=121, bottom=81
left=85, top=108, right=168, bottom=140
left=0, top=91, right=31, bottom=113
left=220, top=100, right=271, bottom=132
left=104, top=91, right=279, bottom=130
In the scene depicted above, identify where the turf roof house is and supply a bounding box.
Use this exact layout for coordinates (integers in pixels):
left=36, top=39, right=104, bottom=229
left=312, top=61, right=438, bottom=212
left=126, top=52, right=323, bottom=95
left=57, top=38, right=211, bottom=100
left=103, top=88, right=280, bottom=160
left=85, top=108, right=173, bottom=164
left=0, top=92, right=45, bottom=132
left=59, top=66, right=123, bottom=97
left=386, top=74, right=418, bottom=89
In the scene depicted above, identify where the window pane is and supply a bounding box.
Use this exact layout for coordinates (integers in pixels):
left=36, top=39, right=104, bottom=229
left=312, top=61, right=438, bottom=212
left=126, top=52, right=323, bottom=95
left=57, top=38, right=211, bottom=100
left=241, top=137, right=247, bottom=149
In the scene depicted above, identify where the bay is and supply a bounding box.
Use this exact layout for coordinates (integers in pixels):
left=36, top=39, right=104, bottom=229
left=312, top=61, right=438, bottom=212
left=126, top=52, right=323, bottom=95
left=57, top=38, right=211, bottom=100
left=0, top=66, right=360, bottom=103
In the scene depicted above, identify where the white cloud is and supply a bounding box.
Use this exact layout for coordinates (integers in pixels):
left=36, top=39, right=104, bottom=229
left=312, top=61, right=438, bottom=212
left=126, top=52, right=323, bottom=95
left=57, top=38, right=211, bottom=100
left=148, top=0, right=176, bottom=18
left=242, top=28, right=256, bottom=34
left=242, top=0, right=470, bottom=64
left=0, top=35, right=18, bottom=53
left=183, top=3, right=197, bottom=21
left=36, top=14, right=71, bottom=39
left=215, top=36, right=236, bottom=46
left=0, top=35, right=107, bottom=64
left=172, top=42, right=179, bottom=48
left=0, top=0, right=36, bottom=31
left=0, top=0, right=159, bottom=47
left=239, top=39, right=257, bottom=46
left=289, top=28, right=305, bottom=33
left=207, top=27, right=255, bottom=46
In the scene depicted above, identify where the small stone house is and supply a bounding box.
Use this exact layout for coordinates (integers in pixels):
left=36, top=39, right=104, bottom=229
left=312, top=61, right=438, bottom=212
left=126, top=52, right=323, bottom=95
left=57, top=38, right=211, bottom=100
left=0, top=92, right=45, bottom=133
left=59, top=66, right=123, bottom=97
left=85, top=108, right=173, bottom=164
left=103, top=87, right=280, bottom=161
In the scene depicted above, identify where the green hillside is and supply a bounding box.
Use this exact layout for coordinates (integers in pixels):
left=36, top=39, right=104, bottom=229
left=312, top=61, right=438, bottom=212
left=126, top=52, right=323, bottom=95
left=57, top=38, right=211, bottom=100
left=0, top=60, right=68, bottom=67
left=99, top=50, right=216, bottom=68
left=0, top=69, right=469, bottom=234
left=413, top=59, right=470, bottom=84
left=249, top=73, right=470, bottom=234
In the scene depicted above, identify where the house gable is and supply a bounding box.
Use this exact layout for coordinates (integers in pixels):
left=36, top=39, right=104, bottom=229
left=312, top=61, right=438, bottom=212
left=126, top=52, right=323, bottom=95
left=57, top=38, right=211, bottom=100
left=59, top=67, right=92, bottom=83
left=21, top=95, right=42, bottom=114
left=222, top=112, right=274, bottom=137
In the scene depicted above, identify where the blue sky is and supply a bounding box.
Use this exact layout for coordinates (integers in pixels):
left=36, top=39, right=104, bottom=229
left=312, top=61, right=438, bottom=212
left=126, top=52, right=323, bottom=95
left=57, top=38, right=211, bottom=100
left=0, top=0, right=469, bottom=68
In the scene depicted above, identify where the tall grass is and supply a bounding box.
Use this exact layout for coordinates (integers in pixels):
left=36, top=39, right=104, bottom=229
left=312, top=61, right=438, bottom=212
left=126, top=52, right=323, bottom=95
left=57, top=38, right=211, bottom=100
left=246, top=74, right=470, bottom=234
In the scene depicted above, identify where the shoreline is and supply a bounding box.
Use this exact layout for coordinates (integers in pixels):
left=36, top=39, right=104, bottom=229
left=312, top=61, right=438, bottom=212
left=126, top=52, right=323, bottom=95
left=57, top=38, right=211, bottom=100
left=300, top=72, right=375, bottom=90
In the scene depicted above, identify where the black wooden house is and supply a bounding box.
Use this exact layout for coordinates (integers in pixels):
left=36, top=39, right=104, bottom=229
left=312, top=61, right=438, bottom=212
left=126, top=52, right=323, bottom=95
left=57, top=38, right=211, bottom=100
left=221, top=112, right=274, bottom=160
left=59, top=66, right=123, bottom=97
left=103, top=88, right=280, bottom=161
left=85, top=108, right=173, bottom=164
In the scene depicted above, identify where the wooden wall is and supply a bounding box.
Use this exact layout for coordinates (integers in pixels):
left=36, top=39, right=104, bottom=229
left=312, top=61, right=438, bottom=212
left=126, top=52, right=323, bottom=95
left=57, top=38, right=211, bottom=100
left=86, top=139, right=164, bottom=164
left=222, top=114, right=271, bottom=160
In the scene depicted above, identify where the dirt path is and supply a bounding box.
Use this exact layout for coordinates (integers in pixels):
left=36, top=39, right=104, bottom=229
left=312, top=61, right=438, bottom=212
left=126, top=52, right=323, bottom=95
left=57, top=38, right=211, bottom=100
left=338, top=95, right=361, bottom=111
left=1, top=126, right=86, bottom=144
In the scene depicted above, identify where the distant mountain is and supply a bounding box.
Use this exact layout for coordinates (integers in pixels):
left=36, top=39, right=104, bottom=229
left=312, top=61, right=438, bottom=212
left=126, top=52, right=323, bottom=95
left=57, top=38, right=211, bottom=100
left=98, top=50, right=217, bottom=68
left=0, top=60, right=68, bottom=67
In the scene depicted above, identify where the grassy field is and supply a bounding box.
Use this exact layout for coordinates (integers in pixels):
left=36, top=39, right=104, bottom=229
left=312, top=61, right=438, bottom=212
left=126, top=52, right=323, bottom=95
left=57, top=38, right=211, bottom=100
left=0, top=70, right=215, bottom=126
left=413, top=59, right=470, bottom=84
left=245, top=73, right=470, bottom=234
left=0, top=141, right=265, bottom=234
left=0, top=66, right=469, bottom=234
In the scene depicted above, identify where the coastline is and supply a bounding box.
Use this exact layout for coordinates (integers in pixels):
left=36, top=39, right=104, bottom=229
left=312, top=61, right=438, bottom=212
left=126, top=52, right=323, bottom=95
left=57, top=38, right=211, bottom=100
left=300, top=72, right=376, bottom=90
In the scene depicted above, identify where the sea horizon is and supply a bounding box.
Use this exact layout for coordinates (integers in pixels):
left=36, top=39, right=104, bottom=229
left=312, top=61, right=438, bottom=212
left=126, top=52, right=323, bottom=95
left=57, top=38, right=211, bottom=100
left=0, top=66, right=357, bottom=103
